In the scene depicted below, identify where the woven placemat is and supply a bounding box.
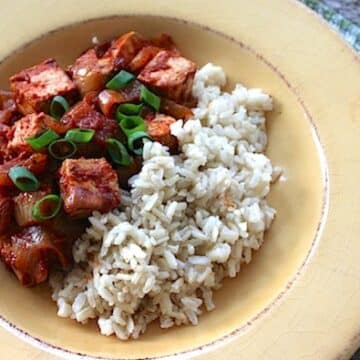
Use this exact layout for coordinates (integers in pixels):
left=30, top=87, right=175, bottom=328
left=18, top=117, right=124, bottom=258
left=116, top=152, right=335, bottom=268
left=300, top=0, right=360, bottom=52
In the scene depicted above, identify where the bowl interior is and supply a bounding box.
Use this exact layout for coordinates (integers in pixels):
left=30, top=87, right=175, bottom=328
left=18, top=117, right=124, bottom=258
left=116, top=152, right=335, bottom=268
left=0, top=16, right=325, bottom=359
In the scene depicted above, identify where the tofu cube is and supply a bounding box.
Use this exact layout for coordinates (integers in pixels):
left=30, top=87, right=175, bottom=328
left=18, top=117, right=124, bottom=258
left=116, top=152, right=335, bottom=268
left=104, top=31, right=144, bottom=69
left=59, top=158, right=120, bottom=216
left=69, top=32, right=143, bottom=95
left=138, top=50, right=196, bottom=104
left=69, top=49, right=114, bottom=95
left=146, top=114, right=178, bottom=154
left=7, top=113, right=48, bottom=153
left=128, top=46, right=161, bottom=73
left=10, top=59, right=76, bottom=115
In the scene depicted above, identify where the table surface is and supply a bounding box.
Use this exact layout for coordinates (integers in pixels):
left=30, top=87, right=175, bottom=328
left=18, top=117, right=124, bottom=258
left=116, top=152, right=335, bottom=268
left=322, top=0, right=360, bottom=25
left=0, top=1, right=359, bottom=360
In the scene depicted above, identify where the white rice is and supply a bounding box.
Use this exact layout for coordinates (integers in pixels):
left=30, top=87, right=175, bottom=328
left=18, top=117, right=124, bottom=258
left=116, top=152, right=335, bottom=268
left=50, top=63, right=276, bottom=339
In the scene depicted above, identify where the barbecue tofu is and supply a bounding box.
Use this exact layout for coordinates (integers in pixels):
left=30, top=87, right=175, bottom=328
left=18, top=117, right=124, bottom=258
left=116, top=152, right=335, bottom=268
left=10, top=59, right=76, bottom=115
left=138, top=50, right=196, bottom=104
left=59, top=158, right=120, bottom=216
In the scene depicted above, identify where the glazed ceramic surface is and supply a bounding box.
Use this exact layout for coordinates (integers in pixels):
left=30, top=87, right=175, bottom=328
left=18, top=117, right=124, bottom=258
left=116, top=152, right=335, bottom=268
left=0, top=1, right=358, bottom=359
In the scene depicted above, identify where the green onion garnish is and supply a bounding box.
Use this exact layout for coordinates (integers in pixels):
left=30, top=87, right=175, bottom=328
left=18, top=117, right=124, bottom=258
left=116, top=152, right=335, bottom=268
left=48, top=139, right=77, bottom=160
left=106, top=138, right=132, bottom=166
left=117, top=115, right=147, bottom=138
left=32, top=194, right=62, bottom=221
left=115, top=109, right=129, bottom=123
left=140, top=86, right=160, bottom=111
left=127, top=131, right=152, bottom=156
left=8, top=166, right=40, bottom=192
left=106, top=70, right=135, bottom=91
left=26, top=129, right=60, bottom=151
left=117, top=103, right=143, bottom=115
left=50, top=95, right=70, bottom=120
left=65, top=128, right=95, bottom=143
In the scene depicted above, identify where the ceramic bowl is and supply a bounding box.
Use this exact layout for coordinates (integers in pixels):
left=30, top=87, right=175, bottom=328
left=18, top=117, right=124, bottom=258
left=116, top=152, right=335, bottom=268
left=0, top=1, right=358, bottom=359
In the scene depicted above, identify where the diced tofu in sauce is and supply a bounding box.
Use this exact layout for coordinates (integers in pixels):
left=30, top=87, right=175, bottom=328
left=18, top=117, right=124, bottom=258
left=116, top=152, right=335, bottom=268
left=0, top=31, right=199, bottom=287
left=59, top=158, right=120, bottom=217
left=69, top=48, right=114, bottom=95
left=69, top=32, right=144, bottom=95
left=10, top=59, right=76, bottom=115
left=128, top=46, right=161, bottom=73
left=62, top=93, right=122, bottom=147
left=146, top=114, right=178, bottom=154
left=7, top=113, right=47, bottom=153
left=138, top=50, right=196, bottom=104
left=104, top=31, right=144, bottom=69
left=6, top=112, right=69, bottom=154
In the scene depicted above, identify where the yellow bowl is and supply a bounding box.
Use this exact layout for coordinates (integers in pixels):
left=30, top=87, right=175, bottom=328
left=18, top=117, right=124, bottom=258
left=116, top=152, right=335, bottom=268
left=0, top=1, right=358, bottom=360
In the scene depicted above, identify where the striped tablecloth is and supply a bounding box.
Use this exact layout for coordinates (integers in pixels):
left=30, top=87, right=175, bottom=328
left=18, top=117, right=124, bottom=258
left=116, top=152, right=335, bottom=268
left=301, top=0, right=360, bottom=52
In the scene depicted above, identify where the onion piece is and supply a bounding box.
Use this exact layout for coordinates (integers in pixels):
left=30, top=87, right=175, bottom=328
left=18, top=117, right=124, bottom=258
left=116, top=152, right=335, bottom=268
left=14, top=190, right=50, bottom=227
left=98, top=89, right=126, bottom=117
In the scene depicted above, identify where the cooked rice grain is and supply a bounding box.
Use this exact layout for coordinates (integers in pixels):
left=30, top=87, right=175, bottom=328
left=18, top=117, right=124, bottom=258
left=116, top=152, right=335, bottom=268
left=50, top=63, right=276, bottom=340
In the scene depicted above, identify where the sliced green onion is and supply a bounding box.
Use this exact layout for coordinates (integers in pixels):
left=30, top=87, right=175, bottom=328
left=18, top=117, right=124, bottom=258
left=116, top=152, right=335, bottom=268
left=115, top=109, right=129, bottom=123
left=32, top=194, right=62, bottom=221
left=8, top=166, right=40, bottom=192
left=26, top=129, right=60, bottom=151
left=127, top=131, right=152, bottom=156
left=117, top=114, right=147, bottom=137
left=50, top=95, right=70, bottom=120
left=106, top=70, right=135, bottom=90
left=106, top=138, right=132, bottom=166
left=140, top=86, right=160, bottom=111
left=117, top=103, right=143, bottom=115
left=48, top=139, right=77, bottom=160
left=65, top=128, right=95, bottom=143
